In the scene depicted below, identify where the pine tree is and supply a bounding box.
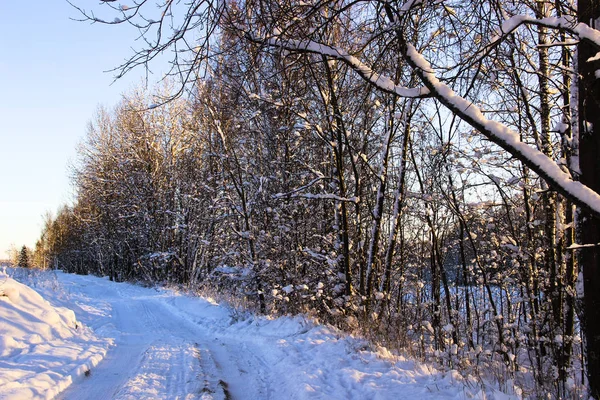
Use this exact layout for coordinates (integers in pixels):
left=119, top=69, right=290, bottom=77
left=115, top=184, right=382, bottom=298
left=18, top=246, right=29, bottom=268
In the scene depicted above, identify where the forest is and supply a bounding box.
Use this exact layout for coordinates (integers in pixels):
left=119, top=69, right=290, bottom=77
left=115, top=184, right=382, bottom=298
left=33, top=0, right=600, bottom=397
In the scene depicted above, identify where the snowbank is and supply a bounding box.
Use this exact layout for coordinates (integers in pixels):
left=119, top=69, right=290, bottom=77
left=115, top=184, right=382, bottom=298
left=0, top=272, right=111, bottom=399
left=1, top=270, right=520, bottom=399
left=162, top=292, right=518, bottom=399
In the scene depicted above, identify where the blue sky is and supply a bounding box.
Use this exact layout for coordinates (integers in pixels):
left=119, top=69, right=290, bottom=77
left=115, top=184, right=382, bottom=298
left=0, top=1, right=163, bottom=257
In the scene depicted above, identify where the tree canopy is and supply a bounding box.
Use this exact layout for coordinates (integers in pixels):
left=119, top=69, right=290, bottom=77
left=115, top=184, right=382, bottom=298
left=42, top=0, right=600, bottom=397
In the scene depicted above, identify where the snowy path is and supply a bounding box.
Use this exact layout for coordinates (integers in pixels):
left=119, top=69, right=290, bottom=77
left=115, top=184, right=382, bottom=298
left=56, top=276, right=271, bottom=400
left=2, top=270, right=500, bottom=399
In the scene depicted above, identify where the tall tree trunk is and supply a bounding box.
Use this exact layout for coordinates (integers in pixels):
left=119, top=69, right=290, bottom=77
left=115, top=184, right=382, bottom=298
left=578, top=0, right=600, bottom=396
left=323, top=56, right=353, bottom=297
left=381, top=117, right=411, bottom=308
left=557, top=23, right=577, bottom=390
left=537, top=3, right=561, bottom=348
left=364, top=117, right=393, bottom=310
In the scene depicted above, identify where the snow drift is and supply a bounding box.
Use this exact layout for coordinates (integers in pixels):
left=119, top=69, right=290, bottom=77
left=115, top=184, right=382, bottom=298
left=0, top=272, right=110, bottom=399
left=1, top=269, right=521, bottom=399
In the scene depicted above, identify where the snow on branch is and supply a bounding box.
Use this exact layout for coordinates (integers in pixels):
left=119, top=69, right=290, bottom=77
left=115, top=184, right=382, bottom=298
left=248, top=35, right=430, bottom=99
left=275, top=191, right=360, bottom=203
left=399, top=0, right=423, bottom=13
left=253, top=29, right=600, bottom=217
left=299, top=193, right=360, bottom=203
left=273, top=176, right=326, bottom=199
left=566, top=242, right=600, bottom=250
left=489, top=15, right=600, bottom=51
left=273, top=174, right=359, bottom=203
left=402, top=43, right=600, bottom=219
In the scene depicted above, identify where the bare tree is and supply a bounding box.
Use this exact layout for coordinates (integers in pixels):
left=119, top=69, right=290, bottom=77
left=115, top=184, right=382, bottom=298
left=63, top=0, right=600, bottom=395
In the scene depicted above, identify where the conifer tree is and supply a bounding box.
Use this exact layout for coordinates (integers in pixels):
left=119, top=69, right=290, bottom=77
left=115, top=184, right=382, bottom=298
left=17, top=246, right=29, bottom=268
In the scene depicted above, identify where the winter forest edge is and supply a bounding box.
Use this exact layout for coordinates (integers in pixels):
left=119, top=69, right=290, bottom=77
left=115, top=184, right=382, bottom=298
left=29, top=0, right=600, bottom=397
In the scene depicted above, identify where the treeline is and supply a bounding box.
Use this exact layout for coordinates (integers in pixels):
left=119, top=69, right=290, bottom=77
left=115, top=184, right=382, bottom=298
left=4, top=245, right=34, bottom=268
left=39, top=0, right=589, bottom=396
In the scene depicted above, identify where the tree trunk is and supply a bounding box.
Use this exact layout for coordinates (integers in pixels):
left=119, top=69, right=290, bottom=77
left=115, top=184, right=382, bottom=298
left=578, top=0, right=600, bottom=396
left=364, top=119, right=393, bottom=310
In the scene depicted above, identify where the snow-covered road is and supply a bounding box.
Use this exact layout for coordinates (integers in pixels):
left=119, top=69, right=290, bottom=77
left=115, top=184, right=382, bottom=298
left=56, top=274, right=272, bottom=400
left=2, top=269, right=502, bottom=399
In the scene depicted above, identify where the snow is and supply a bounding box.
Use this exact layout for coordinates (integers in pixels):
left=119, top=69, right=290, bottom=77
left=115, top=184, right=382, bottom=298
left=278, top=192, right=360, bottom=203
left=256, top=17, right=600, bottom=217
left=0, top=271, right=110, bottom=400
left=490, top=15, right=600, bottom=49
left=1, top=269, right=517, bottom=399
left=260, top=36, right=429, bottom=98
left=400, top=0, right=423, bottom=13
left=282, top=284, right=294, bottom=294
left=403, top=43, right=600, bottom=217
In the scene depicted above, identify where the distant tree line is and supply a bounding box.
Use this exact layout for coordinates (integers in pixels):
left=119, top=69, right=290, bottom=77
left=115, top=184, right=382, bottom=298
left=38, top=0, right=600, bottom=396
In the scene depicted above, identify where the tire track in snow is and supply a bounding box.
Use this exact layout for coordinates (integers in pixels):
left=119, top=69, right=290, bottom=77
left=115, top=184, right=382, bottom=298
left=224, top=340, right=272, bottom=400
left=102, top=299, right=210, bottom=399
left=157, top=298, right=274, bottom=400
left=193, top=344, right=230, bottom=400
left=112, top=341, right=204, bottom=399
left=59, top=283, right=275, bottom=400
left=58, top=291, right=209, bottom=399
left=43, top=274, right=286, bottom=400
